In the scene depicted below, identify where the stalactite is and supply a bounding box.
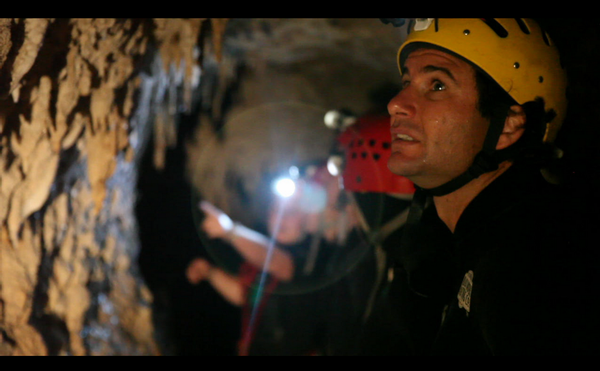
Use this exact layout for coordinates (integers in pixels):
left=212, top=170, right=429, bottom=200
left=0, top=18, right=226, bottom=356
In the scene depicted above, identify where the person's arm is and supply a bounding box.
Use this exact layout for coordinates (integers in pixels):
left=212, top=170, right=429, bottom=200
left=199, top=201, right=295, bottom=282
left=186, top=258, right=245, bottom=306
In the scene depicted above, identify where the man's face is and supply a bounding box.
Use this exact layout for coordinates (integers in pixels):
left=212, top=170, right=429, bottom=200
left=387, top=48, right=490, bottom=189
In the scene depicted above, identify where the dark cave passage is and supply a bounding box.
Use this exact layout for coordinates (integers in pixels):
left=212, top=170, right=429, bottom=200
left=135, top=110, right=241, bottom=356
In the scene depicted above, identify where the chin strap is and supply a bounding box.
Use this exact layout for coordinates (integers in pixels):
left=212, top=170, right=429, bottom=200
left=393, top=103, right=513, bottom=286
left=425, top=103, right=513, bottom=197
left=426, top=152, right=500, bottom=196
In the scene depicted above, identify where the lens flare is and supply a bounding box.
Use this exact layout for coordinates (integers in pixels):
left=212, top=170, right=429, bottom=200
left=242, top=195, right=289, bottom=351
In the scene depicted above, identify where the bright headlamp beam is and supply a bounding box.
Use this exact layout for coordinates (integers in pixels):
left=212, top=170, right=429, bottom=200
left=273, top=177, right=296, bottom=198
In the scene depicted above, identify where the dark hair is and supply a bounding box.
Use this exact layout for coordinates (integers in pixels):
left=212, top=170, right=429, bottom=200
left=474, top=69, right=516, bottom=120
left=400, top=42, right=518, bottom=118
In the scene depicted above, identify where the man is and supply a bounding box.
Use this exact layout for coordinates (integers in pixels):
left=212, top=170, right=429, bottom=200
left=190, top=111, right=416, bottom=355
left=384, top=18, right=599, bottom=355
left=190, top=161, right=369, bottom=355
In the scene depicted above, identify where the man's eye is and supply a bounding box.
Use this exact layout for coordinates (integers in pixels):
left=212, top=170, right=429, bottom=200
left=432, top=81, right=446, bottom=91
left=401, top=80, right=410, bottom=89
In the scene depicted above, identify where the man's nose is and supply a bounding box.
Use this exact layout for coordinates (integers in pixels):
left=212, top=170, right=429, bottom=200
left=387, top=88, right=416, bottom=118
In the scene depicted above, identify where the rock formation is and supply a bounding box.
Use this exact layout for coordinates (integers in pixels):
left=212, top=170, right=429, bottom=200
left=0, top=18, right=226, bottom=356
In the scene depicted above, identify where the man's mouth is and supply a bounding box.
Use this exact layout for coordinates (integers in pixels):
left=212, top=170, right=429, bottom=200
left=394, top=133, right=416, bottom=142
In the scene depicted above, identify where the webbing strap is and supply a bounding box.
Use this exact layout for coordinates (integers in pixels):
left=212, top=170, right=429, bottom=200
left=425, top=104, right=511, bottom=197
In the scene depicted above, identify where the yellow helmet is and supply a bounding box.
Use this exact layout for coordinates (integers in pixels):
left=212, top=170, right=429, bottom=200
left=397, top=18, right=568, bottom=143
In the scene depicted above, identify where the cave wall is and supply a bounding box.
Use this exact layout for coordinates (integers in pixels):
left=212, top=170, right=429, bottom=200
left=0, top=18, right=223, bottom=356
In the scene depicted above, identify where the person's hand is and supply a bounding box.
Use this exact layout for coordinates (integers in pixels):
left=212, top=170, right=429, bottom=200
left=199, top=201, right=234, bottom=239
left=186, top=258, right=213, bottom=284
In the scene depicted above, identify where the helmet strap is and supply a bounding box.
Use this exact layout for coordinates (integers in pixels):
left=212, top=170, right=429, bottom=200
left=424, top=103, right=512, bottom=197
left=391, top=106, right=511, bottom=283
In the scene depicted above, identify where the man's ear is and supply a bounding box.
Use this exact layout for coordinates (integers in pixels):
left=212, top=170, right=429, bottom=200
left=496, top=105, right=526, bottom=150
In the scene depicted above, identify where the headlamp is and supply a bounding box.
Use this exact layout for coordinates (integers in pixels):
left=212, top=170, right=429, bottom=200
left=272, top=177, right=296, bottom=198
left=327, top=154, right=343, bottom=177
left=324, top=109, right=357, bottom=130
